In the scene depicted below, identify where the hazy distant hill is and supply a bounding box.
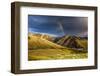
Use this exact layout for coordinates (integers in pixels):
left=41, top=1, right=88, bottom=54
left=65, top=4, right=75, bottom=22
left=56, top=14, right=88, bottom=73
left=55, top=36, right=88, bottom=50
left=28, top=33, right=55, bottom=41
left=28, top=33, right=65, bottom=50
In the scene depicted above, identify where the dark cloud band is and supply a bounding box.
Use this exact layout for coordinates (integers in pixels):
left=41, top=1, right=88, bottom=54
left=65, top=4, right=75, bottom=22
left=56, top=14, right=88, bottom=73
left=28, top=15, right=88, bottom=37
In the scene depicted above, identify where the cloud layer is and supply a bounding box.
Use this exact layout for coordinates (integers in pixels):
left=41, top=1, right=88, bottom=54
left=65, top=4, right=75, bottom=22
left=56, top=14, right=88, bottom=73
left=28, top=15, right=88, bottom=37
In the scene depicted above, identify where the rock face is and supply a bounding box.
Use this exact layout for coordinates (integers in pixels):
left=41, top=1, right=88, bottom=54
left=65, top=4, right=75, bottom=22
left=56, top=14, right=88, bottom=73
left=56, top=36, right=87, bottom=50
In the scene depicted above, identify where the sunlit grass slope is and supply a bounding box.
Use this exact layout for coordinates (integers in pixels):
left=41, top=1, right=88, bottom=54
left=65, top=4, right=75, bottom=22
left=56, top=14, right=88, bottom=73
left=28, top=34, right=87, bottom=60
left=28, top=35, right=65, bottom=50
left=28, top=49, right=87, bottom=60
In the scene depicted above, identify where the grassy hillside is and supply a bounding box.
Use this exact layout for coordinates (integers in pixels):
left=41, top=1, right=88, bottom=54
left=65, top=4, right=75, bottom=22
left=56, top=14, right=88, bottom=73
left=28, top=34, right=65, bottom=50
left=28, top=34, right=88, bottom=60
left=28, top=49, right=87, bottom=60
left=56, top=36, right=87, bottom=50
left=76, top=39, right=87, bottom=49
left=28, top=32, right=54, bottom=41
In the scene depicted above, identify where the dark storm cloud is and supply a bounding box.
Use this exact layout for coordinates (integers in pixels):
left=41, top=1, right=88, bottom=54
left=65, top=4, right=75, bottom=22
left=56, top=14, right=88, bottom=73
left=28, top=15, right=88, bottom=37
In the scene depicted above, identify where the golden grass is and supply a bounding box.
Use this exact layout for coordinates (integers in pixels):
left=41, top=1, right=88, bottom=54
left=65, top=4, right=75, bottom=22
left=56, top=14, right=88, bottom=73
left=28, top=35, right=65, bottom=49
left=28, top=35, right=88, bottom=61
left=76, top=39, right=88, bottom=49
left=28, top=48, right=87, bottom=60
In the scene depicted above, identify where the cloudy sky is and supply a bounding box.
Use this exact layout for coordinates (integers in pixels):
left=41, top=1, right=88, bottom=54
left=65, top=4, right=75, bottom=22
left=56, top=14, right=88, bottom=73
left=28, top=15, right=88, bottom=37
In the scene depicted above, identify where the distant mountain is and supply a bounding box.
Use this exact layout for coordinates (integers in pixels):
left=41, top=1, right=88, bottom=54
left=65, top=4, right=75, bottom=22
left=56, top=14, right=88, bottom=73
left=55, top=35, right=88, bottom=50
left=28, top=33, right=55, bottom=41
left=28, top=33, right=88, bottom=50
left=28, top=33, right=65, bottom=50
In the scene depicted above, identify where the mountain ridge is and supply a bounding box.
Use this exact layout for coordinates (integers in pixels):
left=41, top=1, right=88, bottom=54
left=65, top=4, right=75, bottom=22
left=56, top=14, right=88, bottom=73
left=28, top=33, right=87, bottom=50
left=28, top=34, right=65, bottom=50
left=55, top=35, right=87, bottom=50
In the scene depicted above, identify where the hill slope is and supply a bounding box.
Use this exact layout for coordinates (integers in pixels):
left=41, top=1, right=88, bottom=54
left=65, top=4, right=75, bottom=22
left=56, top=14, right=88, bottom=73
left=28, top=34, right=65, bottom=50
left=28, top=33, right=54, bottom=41
left=56, top=36, right=87, bottom=50
left=28, top=34, right=88, bottom=60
